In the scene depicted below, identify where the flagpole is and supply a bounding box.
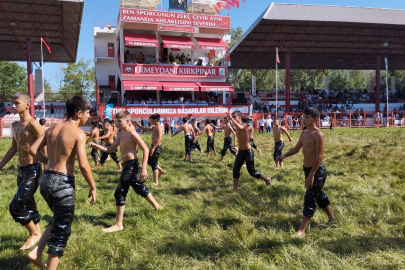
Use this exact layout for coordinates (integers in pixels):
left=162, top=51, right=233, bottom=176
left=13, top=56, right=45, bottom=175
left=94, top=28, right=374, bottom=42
left=275, top=47, right=278, bottom=118
left=385, top=57, right=389, bottom=127
left=41, top=38, right=45, bottom=119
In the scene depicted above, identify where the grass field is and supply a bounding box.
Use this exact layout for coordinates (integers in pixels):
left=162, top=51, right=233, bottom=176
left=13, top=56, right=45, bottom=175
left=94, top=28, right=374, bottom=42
left=0, top=128, right=405, bottom=270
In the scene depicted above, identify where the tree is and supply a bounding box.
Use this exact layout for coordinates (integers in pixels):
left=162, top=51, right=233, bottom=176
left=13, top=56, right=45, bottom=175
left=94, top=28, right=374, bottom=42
left=59, top=58, right=95, bottom=100
left=0, top=62, right=27, bottom=101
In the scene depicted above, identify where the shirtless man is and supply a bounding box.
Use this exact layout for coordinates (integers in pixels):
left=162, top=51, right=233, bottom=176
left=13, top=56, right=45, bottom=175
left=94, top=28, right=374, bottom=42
left=172, top=117, right=194, bottom=162
left=276, top=107, right=335, bottom=238
left=39, top=118, right=48, bottom=167
left=0, top=93, right=44, bottom=250
left=227, top=111, right=271, bottom=191
left=199, top=119, right=217, bottom=158
left=245, top=118, right=261, bottom=154
left=135, top=113, right=166, bottom=185
left=86, top=121, right=100, bottom=168
left=98, top=119, right=122, bottom=171
left=28, top=95, right=97, bottom=269
left=89, top=110, right=162, bottom=233
left=190, top=119, right=204, bottom=155
left=272, top=120, right=293, bottom=169
left=211, top=117, right=237, bottom=162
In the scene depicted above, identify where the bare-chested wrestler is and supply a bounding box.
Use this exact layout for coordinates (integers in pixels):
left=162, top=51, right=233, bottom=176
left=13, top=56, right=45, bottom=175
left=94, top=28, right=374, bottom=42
left=227, top=111, right=271, bottom=191
left=190, top=119, right=204, bottom=155
left=272, top=120, right=293, bottom=169
left=211, top=117, right=237, bottom=162
left=98, top=119, right=122, bottom=171
left=245, top=118, right=261, bottom=154
left=135, top=113, right=166, bottom=185
left=86, top=121, right=100, bottom=168
left=199, top=119, right=217, bottom=158
left=172, top=117, right=194, bottom=162
left=89, top=110, right=162, bottom=233
left=28, top=95, right=97, bottom=269
left=276, top=107, right=335, bottom=238
left=39, top=118, right=49, bottom=170
left=0, top=93, right=44, bottom=250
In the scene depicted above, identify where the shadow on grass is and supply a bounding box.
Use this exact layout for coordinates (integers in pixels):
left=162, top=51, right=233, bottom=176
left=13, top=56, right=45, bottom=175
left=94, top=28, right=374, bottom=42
left=172, top=185, right=227, bottom=196
left=0, top=234, right=27, bottom=250
left=0, top=254, right=32, bottom=270
left=75, top=212, right=121, bottom=228
left=186, top=216, right=243, bottom=230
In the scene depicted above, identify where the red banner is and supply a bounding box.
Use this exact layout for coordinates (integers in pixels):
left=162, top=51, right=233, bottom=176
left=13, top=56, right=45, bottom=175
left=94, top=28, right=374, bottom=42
left=122, top=64, right=227, bottom=77
left=125, top=40, right=159, bottom=47
left=158, top=24, right=199, bottom=33
left=121, top=8, right=231, bottom=29
left=99, top=105, right=250, bottom=117
left=164, top=43, right=194, bottom=49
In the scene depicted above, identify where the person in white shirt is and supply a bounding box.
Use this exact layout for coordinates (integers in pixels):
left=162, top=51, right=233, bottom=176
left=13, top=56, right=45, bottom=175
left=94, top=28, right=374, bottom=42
left=169, top=118, right=175, bottom=134
left=179, top=96, right=184, bottom=103
left=167, top=99, right=172, bottom=104
left=173, top=99, right=179, bottom=104
left=140, top=99, right=145, bottom=105
left=259, top=117, right=265, bottom=133
left=161, top=99, right=166, bottom=104
left=265, top=116, right=273, bottom=133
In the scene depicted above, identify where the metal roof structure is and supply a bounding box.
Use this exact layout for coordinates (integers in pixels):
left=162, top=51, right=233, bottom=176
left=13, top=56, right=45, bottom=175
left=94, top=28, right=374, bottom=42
left=0, top=0, right=84, bottom=63
left=120, top=0, right=161, bottom=10
left=229, top=3, right=405, bottom=70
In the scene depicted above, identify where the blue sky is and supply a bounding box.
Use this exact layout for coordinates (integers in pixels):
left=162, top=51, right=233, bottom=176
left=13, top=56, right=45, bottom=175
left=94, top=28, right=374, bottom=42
left=30, top=0, right=405, bottom=89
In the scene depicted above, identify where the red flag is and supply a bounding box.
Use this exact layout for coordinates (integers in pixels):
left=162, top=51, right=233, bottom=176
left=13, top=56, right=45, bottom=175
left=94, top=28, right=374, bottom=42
left=241, top=0, right=246, bottom=4
left=41, top=38, right=51, bottom=53
left=276, top=47, right=280, bottom=64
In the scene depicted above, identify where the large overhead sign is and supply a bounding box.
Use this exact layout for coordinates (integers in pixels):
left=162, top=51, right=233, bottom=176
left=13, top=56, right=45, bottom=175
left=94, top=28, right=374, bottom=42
left=121, top=8, right=231, bottom=29
left=122, top=64, right=227, bottom=77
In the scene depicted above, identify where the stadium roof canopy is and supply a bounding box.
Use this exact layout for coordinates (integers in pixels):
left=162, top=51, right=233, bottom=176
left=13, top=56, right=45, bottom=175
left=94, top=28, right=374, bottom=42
left=0, top=0, right=84, bottom=63
left=229, top=3, right=405, bottom=70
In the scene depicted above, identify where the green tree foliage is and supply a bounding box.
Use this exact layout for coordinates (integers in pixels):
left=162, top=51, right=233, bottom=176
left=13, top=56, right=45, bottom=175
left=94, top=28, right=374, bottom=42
left=59, top=58, right=95, bottom=99
left=0, top=62, right=27, bottom=101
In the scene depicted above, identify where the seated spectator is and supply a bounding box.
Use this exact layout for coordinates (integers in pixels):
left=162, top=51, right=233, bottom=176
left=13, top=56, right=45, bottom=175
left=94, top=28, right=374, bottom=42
left=140, top=99, right=146, bottom=105
left=134, top=100, right=139, bottom=104
left=161, top=99, right=167, bottom=104
left=167, top=99, right=173, bottom=104
left=152, top=99, right=157, bottom=104
left=173, top=99, right=179, bottom=104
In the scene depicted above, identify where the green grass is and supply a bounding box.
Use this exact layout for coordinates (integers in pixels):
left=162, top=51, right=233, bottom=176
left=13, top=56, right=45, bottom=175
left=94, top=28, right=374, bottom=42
left=1, top=128, right=405, bottom=269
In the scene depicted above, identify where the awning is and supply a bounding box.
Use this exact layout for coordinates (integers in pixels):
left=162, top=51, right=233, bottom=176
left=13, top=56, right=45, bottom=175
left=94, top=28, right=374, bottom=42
left=160, top=35, right=195, bottom=49
left=196, top=82, right=234, bottom=92
left=124, top=33, right=159, bottom=47
left=123, top=81, right=162, bottom=91
left=161, top=81, right=199, bottom=91
left=195, top=37, right=228, bottom=50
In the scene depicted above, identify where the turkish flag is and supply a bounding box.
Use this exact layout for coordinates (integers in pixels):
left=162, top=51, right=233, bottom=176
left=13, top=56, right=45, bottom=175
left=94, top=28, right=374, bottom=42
left=276, top=47, right=280, bottom=64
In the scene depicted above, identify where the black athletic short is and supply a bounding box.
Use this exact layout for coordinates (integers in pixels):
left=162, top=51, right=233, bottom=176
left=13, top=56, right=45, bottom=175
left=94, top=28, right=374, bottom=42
left=303, top=162, right=330, bottom=217
left=100, top=145, right=121, bottom=164
left=147, top=144, right=162, bottom=171
left=114, top=159, right=150, bottom=206
left=207, top=136, right=215, bottom=153
left=221, top=137, right=236, bottom=156
left=273, top=141, right=285, bottom=162
left=233, top=148, right=261, bottom=179
left=9, top=162, right=42, bottom=226
left=90, top=142, right=100, bottom=163
left=185, top=135, right=193, bottom=155
left=40, top=170, right=75, bottom=257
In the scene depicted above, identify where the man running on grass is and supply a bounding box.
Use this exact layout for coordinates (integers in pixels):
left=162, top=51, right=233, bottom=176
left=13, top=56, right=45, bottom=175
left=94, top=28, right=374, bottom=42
left=276, top=107, right=335, bottom=238
left=28, top=95, right=97, bottom=269
left=227, top=111, right=271, bottom=191
left=272, top=119, right=293, bottom=169
left=211, top=117, right=237, bottom=162
left=135, top=113, right=166, bottom=185
left=0, top=93, right=44, bottom=250
left=89, top=110, right=162, bottom=233
left=172, top=117, right=194, bottom=162
left=199, top=119, right=217, bottom=159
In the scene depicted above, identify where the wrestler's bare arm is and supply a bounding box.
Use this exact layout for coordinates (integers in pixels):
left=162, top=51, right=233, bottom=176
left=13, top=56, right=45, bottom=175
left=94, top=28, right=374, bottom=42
left=76, top=132, right=96, bottom=205
left=131, top=131, right=149, bottom=180
left=29, top=119, right=44, bottom=139
left=29, top=133, right=48, bottom=165
left=277, top=131, right=304, bottom=162
left=89, top=136, right=120, bottom=153
left=199, top=125, right=207, bottom=136
left=135, top=121, right=153, bottom=131
left=99, top=130, right=112, bottom=140
left=308, top=132, right=324, bottom=176
left=0, top=135, right=18, bottom=170
left=226, top=113, right=245, bottom=130
left=282, top=127, right=293, bottom=142
left=86, top=130, right=95, bottom=144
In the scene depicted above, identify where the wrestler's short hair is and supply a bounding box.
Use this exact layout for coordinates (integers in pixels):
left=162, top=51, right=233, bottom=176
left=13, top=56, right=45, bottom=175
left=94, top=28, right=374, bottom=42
left=66, top=96, right=92, bottom=118
left=150, top=113, right=160, bottom=121
left=205, top=118, right=211, bottom=124
left=116, top=110, right=131, bottom=119
left=232, top=110, right=242, bottom=118
left=304, top=107, right=320, bottom=119
left=191, top=118, right=196, bottom=122
left=182, top=117, right=187, bottom=122
left=39, top=118, right=46, bottom=126
left=91, top=121, right=98, bottom=127
left=242, top=117, right=249, bottom=123
left=13, top=92, right=31, bottom=103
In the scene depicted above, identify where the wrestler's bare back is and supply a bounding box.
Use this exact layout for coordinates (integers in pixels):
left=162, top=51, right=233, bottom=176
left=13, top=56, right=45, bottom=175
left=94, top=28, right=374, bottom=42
left=300, top=129, right=324, bottom=168
left=12, top=119, right=43, bottom=166
left=182, top=123, right=192, bottom=136
left=45, top=122, right=85, bottom=175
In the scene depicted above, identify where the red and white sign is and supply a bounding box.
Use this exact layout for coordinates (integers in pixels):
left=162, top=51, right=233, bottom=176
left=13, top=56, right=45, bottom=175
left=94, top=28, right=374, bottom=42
left=164, top=43, right=193, bottom=49
left=158, top=24, right=199, bottom=33
left=124, top=33, right=159, bottom=47
left=195, top=37, right=228, bottom=50
left=196, top=82, right=234, bottom=92
left=122, top=81, right=162, bottom=91
left=126, top=41, right=158, bottom=47
left=161, top=81, right=199, bottom=91
left=121, top=8, right=231, bottom=29
left=99, top=105, right=249, bottom=117
left=122, top=64, right=227, bottom=77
